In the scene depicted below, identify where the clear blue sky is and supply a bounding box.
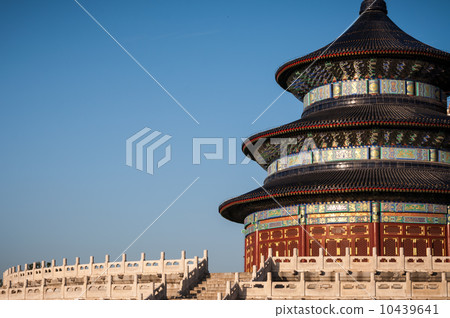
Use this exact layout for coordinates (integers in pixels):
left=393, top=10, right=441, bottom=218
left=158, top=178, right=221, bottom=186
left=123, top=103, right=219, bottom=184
left=1, top=0, right=449, bottom=273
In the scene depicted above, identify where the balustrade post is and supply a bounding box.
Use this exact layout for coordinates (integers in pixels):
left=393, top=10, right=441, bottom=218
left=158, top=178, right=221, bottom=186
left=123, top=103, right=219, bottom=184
left=266, top=272, right=272, bottom=297
left=121, top=254, right=126, bottom=274
left=179, top=277, right=185, bottom=295
left=335, top=272, right=340, bottom=298
left=442, top=272, right=447, bottom=299
left=149, top=282, right=154, bottom=298
left=61, top=277, right=65, bottom=300
left=225, top=281, right=231, bottom=295
left=234, top=272, right=239, bottom=283
left=106, top=275, right=112, bottom=299
left=194, top=256, right=199, bottom=276
left=405, top=271, right=412, bottom=298
left=50, top=260, right=56, bottom=279
left=140, top=253, right=146, bottom=273
left=203, top=250, right=208, bottom=270
left=40, top=278, right=44, bottom=300
left=184, top=265, right=189, bottom=279
left=426, top=248, right=432, bottom=270
left=299, top=271, right=305, bottom=297
left=82, top=276, right=88, bottom=300
left=75, top=257, right=80, bottom=277
left=344, top=247, right=350, bottom=270
left=4, top=280, right=9, bottom=300
left=160, top=252, right=165, bottom=275
left=62, top=258, right=67, bottom=276
left=260, top=254, right=265, bottom=269
left=23, top=278, right=27, bottom=300
left=24, top=264, right=30, bottom=281
left=268, top=248, right=273, bottom=258
left=180, top=250, right=186, bottom=273
left=319, top=248, right=324, bottom=270
left=89, top=256, right=94, bottom=276
left=399, top=247, right=405, bottom=270
left=293, top=248, right=298, bottom=270
left=133, top=274, right=138, bottom=299
left=370, top=272, right=375, bottom=298
left=105, top=255, right=110, bottom=275
left=372, top=247, right=377, bottom=271
left=252, top=265, right=257, bottom=280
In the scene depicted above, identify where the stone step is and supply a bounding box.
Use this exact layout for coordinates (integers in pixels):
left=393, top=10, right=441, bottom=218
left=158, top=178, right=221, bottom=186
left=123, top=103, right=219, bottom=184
left=193, top=287, right=225, bottom=292
left=196, top=292, right=226, bottom=298
left=193, top=289, right=226, bottom=294
left=196, top=291, right=225, bottom=295
left=197, top=297, right=219, bottom=300
left=193, top=288, right=225, bottom=292
left=195, top=282, right=228, bottom=287
left=195, top=284, right=227, bottom=288
left=198, top=279, right=228, bottom=283
left=182, top=272, right=254, bottom=300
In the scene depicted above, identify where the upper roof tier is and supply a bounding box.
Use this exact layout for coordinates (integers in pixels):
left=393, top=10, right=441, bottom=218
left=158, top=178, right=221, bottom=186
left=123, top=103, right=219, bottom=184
left=275, top=0, right=450, bottom=95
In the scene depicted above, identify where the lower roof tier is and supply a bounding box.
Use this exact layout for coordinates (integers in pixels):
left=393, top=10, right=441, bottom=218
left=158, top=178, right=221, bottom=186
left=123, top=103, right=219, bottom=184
left=253, top=128, right=449, bottom=170
left=242, top=101, right=450, bottom=162
left=219, top=164, right=450, bottom=223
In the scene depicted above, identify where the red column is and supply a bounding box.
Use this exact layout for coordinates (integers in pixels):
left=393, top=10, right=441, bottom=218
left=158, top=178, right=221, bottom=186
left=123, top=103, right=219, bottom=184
left=299, top=205, right=307, bottom=256
left=371, top=222, right=380, bottom=256
left=299, top=225, right=306, bottom=256
left=244, top=237, right=247, bottom=272
left=255, top=228, right=260, bottom=269
left=446, top=223, right=450, bottom=257
left=371, top=202, right=380, bottom=256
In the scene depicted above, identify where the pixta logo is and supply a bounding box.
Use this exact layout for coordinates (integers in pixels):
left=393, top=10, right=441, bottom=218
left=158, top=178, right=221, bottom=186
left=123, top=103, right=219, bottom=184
left=192, top=137, right=297, bottom=165
left=126, top=128, right=172, bottom=175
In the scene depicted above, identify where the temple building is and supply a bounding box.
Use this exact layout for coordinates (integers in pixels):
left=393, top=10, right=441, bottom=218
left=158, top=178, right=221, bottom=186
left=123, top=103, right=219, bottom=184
left=2, top=0, right=450, bottom=300
left=219, top=0, right=450, bottom=272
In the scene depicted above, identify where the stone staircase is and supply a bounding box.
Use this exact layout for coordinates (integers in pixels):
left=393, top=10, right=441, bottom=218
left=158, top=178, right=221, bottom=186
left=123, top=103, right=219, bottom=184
left=188, top=272, right=253, bottom=300
left=165, top=273, right=185, bottom=299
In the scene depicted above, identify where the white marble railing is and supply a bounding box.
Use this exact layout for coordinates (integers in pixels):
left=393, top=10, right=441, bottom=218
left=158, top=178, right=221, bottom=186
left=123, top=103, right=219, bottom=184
left=269, top=247, right=450, bottom=273
left=223, top=281, right=240, bottom=300
left=222, top=247, right=450, bottom=299
left=179, top=255, right=208, bottom=297
left=253, top=257, right=273, bottom=282
left=146, top=283, right=165, bottom=300
left=236, top=271, right=450, bottom=300
left=2, top=250, right=208, bottom=287
left=0, top=250, right=208, bottom=300
left=0, top=277, right=167, bottom=300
